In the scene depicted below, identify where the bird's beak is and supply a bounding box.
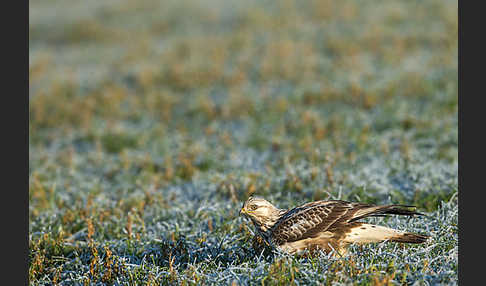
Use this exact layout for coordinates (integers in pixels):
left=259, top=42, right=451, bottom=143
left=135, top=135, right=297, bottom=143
left=240, top=206, right=252, bottom=216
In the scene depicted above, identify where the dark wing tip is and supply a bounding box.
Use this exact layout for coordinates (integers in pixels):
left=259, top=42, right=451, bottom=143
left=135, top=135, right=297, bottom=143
left=349, top=204, right=427, bottom=222
left=384, top=205, right=426, bottom=216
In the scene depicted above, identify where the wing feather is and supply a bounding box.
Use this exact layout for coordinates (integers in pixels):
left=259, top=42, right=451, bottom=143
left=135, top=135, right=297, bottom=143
left=270, top=200, right=370, bottom=245
left=269, top=200, right=424, bottom=246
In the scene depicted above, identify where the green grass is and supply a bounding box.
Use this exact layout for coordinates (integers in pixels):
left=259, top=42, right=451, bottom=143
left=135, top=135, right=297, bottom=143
left=29, top=0, right=457, bottom=284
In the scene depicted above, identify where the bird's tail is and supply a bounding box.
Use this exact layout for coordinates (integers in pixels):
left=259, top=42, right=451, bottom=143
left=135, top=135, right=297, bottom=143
left=343, top=223, right=429, bottom=244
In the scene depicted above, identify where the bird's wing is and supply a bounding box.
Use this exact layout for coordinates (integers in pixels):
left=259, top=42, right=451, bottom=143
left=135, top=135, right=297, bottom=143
left=270, top=200, right=424, bottom=246
left=269, top=200, right=374, bottom=245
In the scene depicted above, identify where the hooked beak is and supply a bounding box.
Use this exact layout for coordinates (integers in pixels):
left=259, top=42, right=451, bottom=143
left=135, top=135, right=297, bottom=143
left=239, top=207, right=251, bottom=216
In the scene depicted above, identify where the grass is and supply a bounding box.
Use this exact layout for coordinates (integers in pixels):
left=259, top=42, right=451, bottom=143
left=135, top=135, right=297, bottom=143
left=29, top=0, right=457, bottom=284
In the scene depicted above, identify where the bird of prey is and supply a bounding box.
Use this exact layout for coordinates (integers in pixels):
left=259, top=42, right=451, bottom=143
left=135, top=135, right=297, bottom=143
left=239, top=196, right=429, bottom=255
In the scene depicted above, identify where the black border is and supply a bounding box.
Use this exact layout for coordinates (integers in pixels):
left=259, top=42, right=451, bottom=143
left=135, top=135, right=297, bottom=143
left=458, top=0, right=476, bottom=285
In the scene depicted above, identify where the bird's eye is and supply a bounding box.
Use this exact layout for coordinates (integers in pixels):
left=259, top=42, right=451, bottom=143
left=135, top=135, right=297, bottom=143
left=250, top=205, right=258, bottom=211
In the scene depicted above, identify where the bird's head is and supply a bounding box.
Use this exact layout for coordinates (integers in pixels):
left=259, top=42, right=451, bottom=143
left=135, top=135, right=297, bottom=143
left=240, top=196, right=283, bottom=231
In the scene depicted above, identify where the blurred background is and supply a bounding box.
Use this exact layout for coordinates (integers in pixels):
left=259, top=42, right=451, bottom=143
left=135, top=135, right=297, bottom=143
left=30, top=0, right=457, bottom=206
left=29, top=0, right=457, bottom=284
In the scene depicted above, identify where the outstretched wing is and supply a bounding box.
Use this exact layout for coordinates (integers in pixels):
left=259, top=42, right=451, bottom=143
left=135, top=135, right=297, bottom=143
left=269, top=200, right=361, bottom=245
left=269, top=200, right=421, bottom=246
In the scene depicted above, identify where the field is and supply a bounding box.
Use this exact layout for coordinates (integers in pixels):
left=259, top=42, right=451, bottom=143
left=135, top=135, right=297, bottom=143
left=29, top=0, right=458, bottom=285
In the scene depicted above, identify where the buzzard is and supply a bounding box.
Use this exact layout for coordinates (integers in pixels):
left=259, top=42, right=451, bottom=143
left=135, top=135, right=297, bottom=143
left=239, top=197, right=429, bottom=255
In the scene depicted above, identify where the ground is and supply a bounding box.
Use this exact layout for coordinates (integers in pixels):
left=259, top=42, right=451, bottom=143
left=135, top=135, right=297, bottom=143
left=29, top=0, right=457, bottom=285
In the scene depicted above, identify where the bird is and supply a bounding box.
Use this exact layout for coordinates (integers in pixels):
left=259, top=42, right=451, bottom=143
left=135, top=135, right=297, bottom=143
left=239, top=196, right=429, bottom=256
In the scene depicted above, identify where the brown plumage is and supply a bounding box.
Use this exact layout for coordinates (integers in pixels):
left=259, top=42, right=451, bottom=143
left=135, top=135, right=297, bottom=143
left=239, top=197, right=429, bottom=255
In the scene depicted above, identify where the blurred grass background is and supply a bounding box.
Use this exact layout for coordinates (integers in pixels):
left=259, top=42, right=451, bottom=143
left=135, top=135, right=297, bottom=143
left=29, top=0, right=457, bottom=284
